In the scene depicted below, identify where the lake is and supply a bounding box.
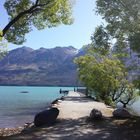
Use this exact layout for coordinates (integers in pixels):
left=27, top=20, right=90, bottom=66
left=0, top=86, right=139, bottom=128
left=129, top=97, right=140, bottom=116
left=0, top=86, right=74, bottom=128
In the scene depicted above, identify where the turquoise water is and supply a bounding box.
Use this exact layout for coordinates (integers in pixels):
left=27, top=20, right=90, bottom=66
left=0, top=86, right=74, bottom=128
left=130, top=97, right=140, bottom=116
left=0, top=86, right=139, bottom=128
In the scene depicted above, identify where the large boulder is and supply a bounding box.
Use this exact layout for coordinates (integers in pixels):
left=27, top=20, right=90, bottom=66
left=34, top=108, right=59, bottom=127
left=113, top=108, right=131, bottom=119
left=90, top=109, right=103, bottom=120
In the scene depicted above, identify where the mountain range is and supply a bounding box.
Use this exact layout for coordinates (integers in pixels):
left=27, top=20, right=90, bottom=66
left=0, top=46, right=139, bottom=86
left=0, top=46, right=85, bottom=86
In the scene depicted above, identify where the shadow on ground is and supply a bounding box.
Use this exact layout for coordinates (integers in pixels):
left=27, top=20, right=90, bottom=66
left=1, top=116, right=140, bottom=140
left=64, top=96, right=95, bottom=103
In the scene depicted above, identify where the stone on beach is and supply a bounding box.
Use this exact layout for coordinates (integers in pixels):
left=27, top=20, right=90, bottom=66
left=34, top=108, right=59, bottom=127
left=90, top=109, right=103, bottom=120
left=113, top=108, right=131, bottom=119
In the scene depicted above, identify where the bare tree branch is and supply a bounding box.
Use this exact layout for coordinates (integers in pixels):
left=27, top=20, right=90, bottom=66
left=2, top=0, right=53, bottom=36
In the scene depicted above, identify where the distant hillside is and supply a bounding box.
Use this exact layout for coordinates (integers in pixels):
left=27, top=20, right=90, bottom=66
left=0, top=45, right=139, bottom=86
left=0, top=46, right=81, bottom=86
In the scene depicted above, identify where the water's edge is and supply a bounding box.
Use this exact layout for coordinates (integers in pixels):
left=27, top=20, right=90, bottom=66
left=0, top=86, right=139, bottom=129
left=0, top=86, right=74, bottom=128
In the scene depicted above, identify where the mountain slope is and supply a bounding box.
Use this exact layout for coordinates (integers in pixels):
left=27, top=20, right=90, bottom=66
left=0, top=46, right=78, bottom=86
left=0, top=46, right=139, bottom=86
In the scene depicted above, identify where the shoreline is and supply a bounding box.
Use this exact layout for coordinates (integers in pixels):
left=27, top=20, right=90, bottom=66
left=0, top=91, right=140, bottom=139
left=0, top=91, right=112, bottom=136
left=0, top=85, right=83, bottom=87
left=55, top=91, right=114, bottom=119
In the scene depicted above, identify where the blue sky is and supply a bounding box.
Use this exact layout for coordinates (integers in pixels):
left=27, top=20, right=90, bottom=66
left=0, top=0, right=103, bottom=50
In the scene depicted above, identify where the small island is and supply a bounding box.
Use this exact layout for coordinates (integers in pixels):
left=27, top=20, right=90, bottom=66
left=20, top=91, right=29, bottom=93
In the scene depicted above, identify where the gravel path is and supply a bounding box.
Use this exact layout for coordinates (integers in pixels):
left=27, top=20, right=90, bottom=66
left=56, top=91, right=113, bottom=119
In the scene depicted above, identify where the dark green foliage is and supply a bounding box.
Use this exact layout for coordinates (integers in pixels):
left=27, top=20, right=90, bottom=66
left=91, top=25, right=111, bottom=55
left=129, top=33, right=140, bottom=53
left=95, top=0, right=140, bottom=98
left=2, top=0, right=73, bottom=44
left=133, top=76, right=140, bottom=90
left=96, top=0, right=140, bottom=53
left=74, top=46, right=139, bottom=107
left=75, top=48, right=126, bottom=105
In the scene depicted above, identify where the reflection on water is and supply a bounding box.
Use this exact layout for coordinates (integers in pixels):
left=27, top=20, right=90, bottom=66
left=0, top=86, right=74, bottom=128
left=130, top=97, right=140, bottom=116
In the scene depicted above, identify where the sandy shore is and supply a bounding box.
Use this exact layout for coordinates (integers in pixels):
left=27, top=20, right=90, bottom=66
left=0, top=91, right=140, bottom=140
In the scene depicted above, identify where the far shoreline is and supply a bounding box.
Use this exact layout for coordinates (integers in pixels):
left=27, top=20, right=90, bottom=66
left=0, top=85, right=84, bottom=87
